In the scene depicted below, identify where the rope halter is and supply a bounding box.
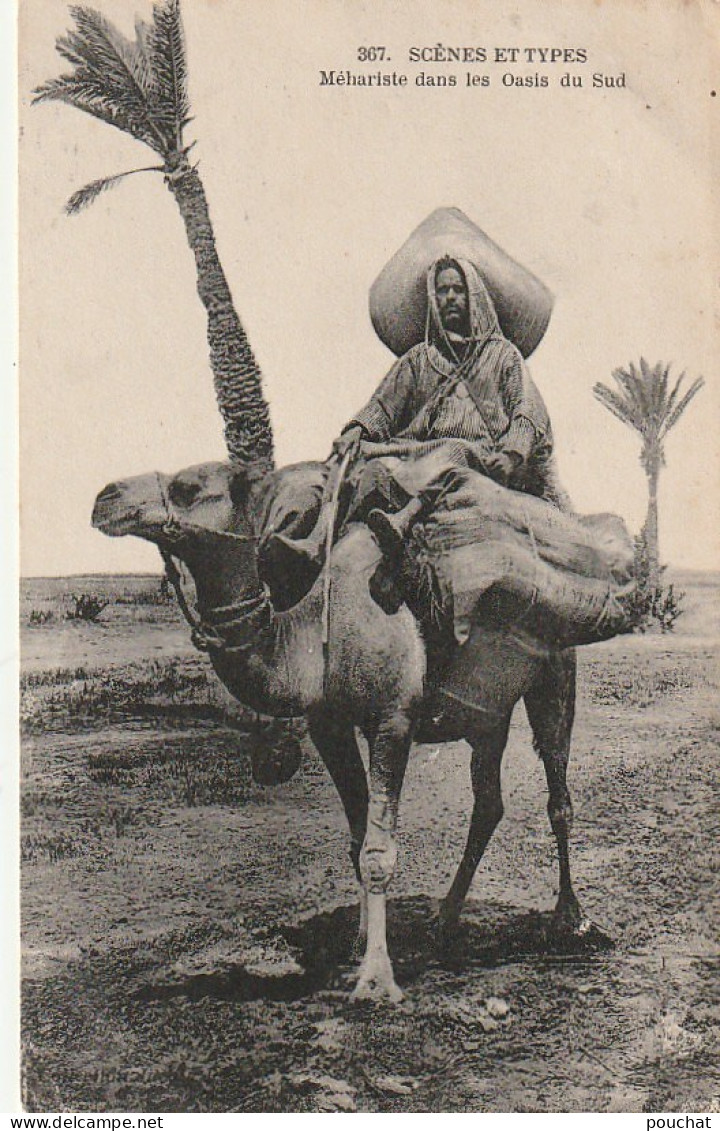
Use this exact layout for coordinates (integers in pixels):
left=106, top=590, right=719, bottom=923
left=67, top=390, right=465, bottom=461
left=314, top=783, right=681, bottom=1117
left=154, top=471, right=271, bottom=655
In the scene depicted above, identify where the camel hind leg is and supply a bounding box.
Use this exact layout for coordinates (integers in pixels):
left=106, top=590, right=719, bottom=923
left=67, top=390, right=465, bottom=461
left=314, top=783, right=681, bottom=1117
left=523, top=648, right=590, bottom=935
left=437, top=712, right=511, bottom=947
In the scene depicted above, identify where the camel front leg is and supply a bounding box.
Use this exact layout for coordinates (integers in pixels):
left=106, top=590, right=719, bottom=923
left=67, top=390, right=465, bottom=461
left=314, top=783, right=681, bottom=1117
left=353, top=711, right=413, bottom=1003
left=307, top=707, right=369, bottom=955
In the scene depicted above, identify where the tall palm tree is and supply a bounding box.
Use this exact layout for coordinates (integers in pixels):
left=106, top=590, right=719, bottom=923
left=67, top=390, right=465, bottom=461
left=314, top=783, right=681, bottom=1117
left=593, top=358, right=704, bottom=591
left=33, top=1, right=274, bottom=472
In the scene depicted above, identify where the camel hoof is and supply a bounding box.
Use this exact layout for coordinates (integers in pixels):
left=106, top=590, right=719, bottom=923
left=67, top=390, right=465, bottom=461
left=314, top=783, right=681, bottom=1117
left=351, top=954, right=404, bottom=1003
left=550, top=893, right=584, bottom=935
left=351, top=976, right=404, bottom=1004
left=549, top=909, right=613, bottom=951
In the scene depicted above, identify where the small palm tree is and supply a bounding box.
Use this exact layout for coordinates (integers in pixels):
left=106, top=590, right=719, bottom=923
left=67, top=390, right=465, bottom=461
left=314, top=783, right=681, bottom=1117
left=593, top=359, right=704, bottom=591
left=33, top=1, right=274, bottom=471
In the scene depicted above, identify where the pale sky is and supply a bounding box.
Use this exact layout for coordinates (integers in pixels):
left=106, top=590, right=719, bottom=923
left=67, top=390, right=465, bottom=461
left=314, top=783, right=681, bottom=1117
left=19, top=0, right=720, bottom=575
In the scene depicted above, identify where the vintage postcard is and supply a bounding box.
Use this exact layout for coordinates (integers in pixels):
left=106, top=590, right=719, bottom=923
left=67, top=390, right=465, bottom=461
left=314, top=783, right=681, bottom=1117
left=15, top=0, right=719, bottom=1115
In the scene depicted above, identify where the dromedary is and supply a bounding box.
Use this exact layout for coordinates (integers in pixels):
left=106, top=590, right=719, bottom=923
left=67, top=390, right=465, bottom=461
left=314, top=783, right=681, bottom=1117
left=93, top=458, right=588, bottom=1002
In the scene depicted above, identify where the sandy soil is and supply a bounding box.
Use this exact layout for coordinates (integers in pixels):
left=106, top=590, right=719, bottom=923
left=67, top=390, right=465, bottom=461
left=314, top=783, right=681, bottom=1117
left=19, top=573, right=720, bottom=1112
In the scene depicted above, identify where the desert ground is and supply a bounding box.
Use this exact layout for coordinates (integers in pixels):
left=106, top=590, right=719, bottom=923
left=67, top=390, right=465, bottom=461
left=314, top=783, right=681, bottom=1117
left=20, top=571, right=719, bottom=1112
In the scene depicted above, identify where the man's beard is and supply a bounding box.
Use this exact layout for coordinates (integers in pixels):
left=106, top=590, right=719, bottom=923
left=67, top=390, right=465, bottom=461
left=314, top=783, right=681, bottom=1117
left=441, top=309, right=469, bottom=335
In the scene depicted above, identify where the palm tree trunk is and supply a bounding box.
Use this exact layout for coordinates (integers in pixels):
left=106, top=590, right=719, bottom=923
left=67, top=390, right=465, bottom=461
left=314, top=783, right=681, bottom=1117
left=643, top=461, right=661, bottom=592
left=167, top=162, right=275, bottom=471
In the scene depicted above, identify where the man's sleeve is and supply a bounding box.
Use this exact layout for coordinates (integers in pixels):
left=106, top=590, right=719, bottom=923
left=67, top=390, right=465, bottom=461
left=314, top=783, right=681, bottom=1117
left=344, top=354, right=417, bottom=441
left=500, top=350, right=550, bottom=463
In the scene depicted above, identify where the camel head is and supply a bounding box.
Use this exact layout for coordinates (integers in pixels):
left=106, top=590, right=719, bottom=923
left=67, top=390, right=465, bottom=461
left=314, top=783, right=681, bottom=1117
left=92, top=457, right=326, bottom=611
left=91, top=460, right=263, bottom=550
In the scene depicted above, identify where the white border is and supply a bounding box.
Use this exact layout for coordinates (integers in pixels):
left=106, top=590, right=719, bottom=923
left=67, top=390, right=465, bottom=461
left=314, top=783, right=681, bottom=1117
left=2, top=0, right=21, bottom=1115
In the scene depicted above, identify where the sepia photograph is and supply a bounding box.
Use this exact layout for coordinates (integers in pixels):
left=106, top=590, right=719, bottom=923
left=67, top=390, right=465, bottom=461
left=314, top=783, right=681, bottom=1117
left=16, top=0, right=719, bottom=1114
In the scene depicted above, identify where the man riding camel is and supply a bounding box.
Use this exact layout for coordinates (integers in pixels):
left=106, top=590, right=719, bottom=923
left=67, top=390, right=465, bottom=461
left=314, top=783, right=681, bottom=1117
left=259, top=255, right=569, bottom=609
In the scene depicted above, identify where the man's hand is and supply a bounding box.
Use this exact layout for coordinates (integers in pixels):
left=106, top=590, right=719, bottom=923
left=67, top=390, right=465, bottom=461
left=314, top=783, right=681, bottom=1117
left=331, top=424, right=364, bottom=463
left=485, top=451, right=521, bottom=486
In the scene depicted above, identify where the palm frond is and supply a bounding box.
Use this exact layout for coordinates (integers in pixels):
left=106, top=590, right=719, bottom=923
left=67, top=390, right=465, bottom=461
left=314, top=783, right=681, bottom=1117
left=148, top=0, right=190, bottom=149
left=592, top=382, right=645, bottom=432
left=133, top=16, right=156, bottom=92
left=598, top=357, right=705, bottom=474
left=644, top=360, right=672, bottom=423
left=658, top=376, right=705, bottom=439
left=654, top=361, right=670, bottom=413
left=64, top=8, right=152, bottom=112
left=67, top=7, right=155, bottom=98
left=614, top=363, right=653, bottom=421
left=66, top=164, right=163, bottom=214
left=33, top=74, right=159, bottom=147
left=611, top=365, right=640, bottom=411
left=638, top=356, right=655, bottom=391
left=661, top=367, right=684, bottom=419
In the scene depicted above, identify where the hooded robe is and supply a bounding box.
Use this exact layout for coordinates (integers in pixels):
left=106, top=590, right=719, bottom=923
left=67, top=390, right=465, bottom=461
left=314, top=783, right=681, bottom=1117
left=345, top=256, right=569, bottom=508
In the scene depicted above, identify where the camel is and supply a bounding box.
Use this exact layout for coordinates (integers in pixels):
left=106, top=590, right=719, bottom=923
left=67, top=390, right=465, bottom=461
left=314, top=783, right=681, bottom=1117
left=93, top=457, right=590, bottom=1003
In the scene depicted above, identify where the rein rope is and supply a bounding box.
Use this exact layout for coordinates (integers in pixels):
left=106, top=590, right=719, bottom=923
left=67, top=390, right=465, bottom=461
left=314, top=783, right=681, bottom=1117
left=155, top=472, right=272, bottom=656
left=321, top=449, right=353, bottom=648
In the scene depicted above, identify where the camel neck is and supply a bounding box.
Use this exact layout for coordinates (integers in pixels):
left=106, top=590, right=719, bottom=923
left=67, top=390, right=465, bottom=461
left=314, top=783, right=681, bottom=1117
left=180, top=531, right=264, bottom=614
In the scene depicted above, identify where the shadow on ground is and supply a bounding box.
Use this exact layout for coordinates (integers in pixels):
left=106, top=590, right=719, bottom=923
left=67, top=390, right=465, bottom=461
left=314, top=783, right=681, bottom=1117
left=134, top=896, right=613, bottom=1006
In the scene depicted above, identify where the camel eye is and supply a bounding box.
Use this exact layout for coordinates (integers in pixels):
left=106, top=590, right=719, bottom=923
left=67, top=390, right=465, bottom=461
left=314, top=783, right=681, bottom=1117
left=169, top=478, right=201, bottom=508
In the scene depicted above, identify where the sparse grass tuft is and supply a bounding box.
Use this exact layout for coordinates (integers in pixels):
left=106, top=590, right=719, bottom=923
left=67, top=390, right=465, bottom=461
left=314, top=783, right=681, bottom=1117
left=28, top=609, right=55, bottom=626
left=21, top=826, right=100, bottom=864
left=85, top=736, right=254, bottom=807
left=114, top=578, right=173, bottom=607
left=66, top=593, right=110, bottom=622
left=23, top=666, right=90, bottom=688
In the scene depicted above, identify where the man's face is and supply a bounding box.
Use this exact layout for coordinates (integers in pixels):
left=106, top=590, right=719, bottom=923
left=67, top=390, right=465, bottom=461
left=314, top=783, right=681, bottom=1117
left=435, top=266, right=469, bottom=334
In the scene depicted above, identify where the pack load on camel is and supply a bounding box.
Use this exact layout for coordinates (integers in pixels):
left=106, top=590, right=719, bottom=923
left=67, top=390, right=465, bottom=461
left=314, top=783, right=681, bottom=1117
left=39, top=0, right=638, bottom=1002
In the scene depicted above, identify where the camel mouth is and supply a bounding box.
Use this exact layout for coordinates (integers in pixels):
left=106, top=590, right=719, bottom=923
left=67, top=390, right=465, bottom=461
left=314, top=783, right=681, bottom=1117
left=91, top=501, right=143, bottom=537
left=91, top=485, right=146, bottom=538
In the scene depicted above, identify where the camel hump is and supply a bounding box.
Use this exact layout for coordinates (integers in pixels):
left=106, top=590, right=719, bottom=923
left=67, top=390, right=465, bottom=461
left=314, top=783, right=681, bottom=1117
left=369, top=207, right=554, bottom=359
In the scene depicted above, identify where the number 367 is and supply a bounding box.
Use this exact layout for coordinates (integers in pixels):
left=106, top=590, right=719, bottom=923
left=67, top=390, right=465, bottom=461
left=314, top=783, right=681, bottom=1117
left=357, top=46, right=387, bottom=61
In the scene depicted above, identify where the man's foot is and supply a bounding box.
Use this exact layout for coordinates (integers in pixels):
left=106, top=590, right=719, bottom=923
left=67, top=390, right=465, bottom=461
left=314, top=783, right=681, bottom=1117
left=366, top=508, right=405, bottom=558
left=367, top=496, right=425, bottom=559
